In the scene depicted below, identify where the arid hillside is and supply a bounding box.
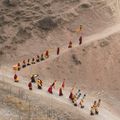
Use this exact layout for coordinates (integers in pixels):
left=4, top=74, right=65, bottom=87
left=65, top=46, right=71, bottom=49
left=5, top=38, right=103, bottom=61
left=0, top=0, right=120, bottom=64
left=0, top=0, right=120, bottom=120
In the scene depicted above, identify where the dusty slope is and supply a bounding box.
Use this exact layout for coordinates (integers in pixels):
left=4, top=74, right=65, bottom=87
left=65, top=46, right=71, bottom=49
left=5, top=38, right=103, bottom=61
left=18, top=28, right=120, bottom=119
left=0, top=0, right=120, bottom=64
left=0, top=0, right=120, bottom=120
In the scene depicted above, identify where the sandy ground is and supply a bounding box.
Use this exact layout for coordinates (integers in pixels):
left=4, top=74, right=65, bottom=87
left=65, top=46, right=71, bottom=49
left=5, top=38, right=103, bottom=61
left=0, top=0, right=120, bottom=120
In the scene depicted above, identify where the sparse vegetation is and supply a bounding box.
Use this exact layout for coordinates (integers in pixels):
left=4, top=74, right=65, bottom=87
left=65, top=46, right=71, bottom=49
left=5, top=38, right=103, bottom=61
left=36, top=17, right=57, bottom=31
left=11, top=27, right=31, bottom=44
left=72, top=54, right=82, bottom=65
left=0, top=36, right=7, bottom=44
left=0, top=50, right=4, bottom=55
left=81, top=2, right=92, bottom=8
left=99, top=40, right=109, bottom=47
left=3, top=0, right=18, bottom=6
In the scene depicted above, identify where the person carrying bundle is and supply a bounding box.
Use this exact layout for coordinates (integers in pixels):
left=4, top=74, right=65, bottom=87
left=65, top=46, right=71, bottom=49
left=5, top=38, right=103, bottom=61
left=36, top=55, right=40, bottom=62
left=31, top=58, right=35, bottom=64
left=36, top=79, right=43, bottom=89
left=31, top=74, right=38, bottom=83
left=14, top=74, right=19, bottom=82
left=68, top=41, right=72, bottom=48
left=48, top=80, right=57, bottom=94
left=22, top=60, right=26, bottom=68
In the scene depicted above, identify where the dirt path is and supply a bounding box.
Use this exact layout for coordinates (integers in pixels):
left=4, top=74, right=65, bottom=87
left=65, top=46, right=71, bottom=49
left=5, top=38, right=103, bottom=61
left=0, top=23, right=120, bottom=119
left=0, top=67, right=120, bottom=120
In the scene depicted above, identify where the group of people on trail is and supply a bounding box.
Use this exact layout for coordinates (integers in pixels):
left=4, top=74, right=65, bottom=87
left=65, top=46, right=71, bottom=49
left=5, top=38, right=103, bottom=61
left=47, top=79, right=65, bottom=96
left=69, top=88, right=86, bottom=108
left=13, top=50, right=50, bottom=72
left=13, top=73, right=101, bottom=116
left=27, top=76, right=65, bottom=97
left=13, top=25, right=83, bottom=73
left=13, top=25, right=102, bottom=116
left=68, top=36, right=82, bottom=48
left=28, top=74, right=43, bottom=90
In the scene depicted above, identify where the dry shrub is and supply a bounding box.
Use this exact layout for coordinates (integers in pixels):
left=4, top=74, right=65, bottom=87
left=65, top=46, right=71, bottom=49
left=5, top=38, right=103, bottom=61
left=36, top=17, right=57, bottom=31
left=72, top=54, right=82, bottom=65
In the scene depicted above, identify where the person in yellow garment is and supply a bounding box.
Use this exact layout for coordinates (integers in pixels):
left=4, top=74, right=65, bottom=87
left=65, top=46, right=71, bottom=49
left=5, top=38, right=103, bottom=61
left=97, top=99, right=101, bottom=107
left=17, top=63, right=21, bottom=71
left=90, top=106, right=94, bottom=115
left=90, top=100, right=100, bottom=115
left=41, top=54, right=45, bottom=61
left=36, top=79, right=43, bottom=89
left=31, top=58, right=35, bottom=64
left=79, top=94, right=86, bottom=108
left=14, top=74, right=19, bottom=82
left=72, top=95, right=77, bottom=106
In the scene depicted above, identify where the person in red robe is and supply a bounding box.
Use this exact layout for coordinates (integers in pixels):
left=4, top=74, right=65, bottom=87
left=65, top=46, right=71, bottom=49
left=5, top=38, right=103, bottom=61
left=62, top=79, right=65, bottom=89
left=28, top=81, right=32, bottom=90
left=57, top=47, right=60, bottom=55
left=68, top=41, right=72, bottom=48
left=45, top=50, right=49, bottom=58
left=59, top=87, right=63, bottom=96
left=79, top=36, right=82, bottom=45
left=69, top=90, right=74, bottom=100
left=48, top=80, right=56, bottom=94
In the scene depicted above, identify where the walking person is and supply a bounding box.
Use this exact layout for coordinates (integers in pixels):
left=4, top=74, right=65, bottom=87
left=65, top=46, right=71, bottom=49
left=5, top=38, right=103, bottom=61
left=48, top=80, right=57, bottom=94
left=68, top=41, right=72, bottom=48
left=79, top=36, right=82, bottom=45
left=57, top=47, right=60, bottom=55
left=28, top=81, right=32, bottom=90
left=22, top=60, right=26, bottom=68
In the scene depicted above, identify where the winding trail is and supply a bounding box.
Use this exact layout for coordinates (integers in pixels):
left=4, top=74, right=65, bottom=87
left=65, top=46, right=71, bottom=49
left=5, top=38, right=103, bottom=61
left=0, top=23, right=120, bottom=120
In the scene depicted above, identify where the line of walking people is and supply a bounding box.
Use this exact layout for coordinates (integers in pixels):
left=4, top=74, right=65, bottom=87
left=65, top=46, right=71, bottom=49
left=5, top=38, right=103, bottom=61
left=13, top=35, right=83, bottom=73
left=14, top=73, right=101, bottom=116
